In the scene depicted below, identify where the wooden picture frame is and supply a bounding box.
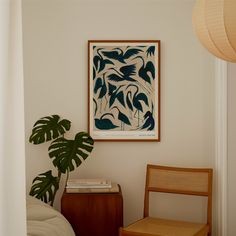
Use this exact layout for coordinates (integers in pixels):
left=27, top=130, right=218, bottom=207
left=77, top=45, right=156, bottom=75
left=88, top=40, right=161, bottom=141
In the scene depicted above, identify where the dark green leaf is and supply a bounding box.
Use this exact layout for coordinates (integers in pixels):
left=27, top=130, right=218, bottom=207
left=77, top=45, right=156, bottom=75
left=48, top=132, right=94, bottom=174
left=29, top=170, right=59, bottom=204
left=29, top=115, right=71, bottom=144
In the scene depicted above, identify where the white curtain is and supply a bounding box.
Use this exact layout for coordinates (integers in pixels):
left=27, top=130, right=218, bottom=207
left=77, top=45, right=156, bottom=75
left=0, top=0, right=27, bottom=235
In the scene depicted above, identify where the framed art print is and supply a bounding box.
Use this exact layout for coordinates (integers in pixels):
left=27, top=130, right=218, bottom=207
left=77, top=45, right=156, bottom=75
left=88, top=40, right=160, bottom=141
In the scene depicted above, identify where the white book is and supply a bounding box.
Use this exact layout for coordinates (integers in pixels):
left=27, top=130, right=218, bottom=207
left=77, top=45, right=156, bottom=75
left=66, top=183, right=119, bottom=193
left=66, top=179, right=112, bottom=188
left=67, top=178, right=108, bottom=185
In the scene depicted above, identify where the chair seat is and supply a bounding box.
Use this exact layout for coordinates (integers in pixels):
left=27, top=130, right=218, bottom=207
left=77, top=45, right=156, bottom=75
left=123, top=217, right=209, bottom=236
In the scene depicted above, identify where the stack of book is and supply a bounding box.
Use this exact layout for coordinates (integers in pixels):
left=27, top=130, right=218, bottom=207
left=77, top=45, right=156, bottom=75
left=65, top=178, right=119, bottom=193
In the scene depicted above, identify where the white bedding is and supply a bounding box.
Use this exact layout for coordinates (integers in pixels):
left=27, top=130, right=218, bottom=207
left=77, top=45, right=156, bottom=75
left=27, top=196, right=75, bottom=236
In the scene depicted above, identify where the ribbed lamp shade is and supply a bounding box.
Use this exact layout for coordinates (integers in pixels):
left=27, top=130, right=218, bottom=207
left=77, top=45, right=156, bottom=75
left=193, top=0, right=236, bottom=62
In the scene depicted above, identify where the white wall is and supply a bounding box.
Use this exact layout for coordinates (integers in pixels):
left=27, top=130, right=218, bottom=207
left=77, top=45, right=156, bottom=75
left=227, top=63, right=236, bottom=236
left=22, top=0, right=215, bottom=228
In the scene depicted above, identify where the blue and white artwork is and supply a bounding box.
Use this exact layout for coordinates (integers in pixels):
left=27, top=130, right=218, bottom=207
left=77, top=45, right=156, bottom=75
left=88, top=41, right=160, bottom=141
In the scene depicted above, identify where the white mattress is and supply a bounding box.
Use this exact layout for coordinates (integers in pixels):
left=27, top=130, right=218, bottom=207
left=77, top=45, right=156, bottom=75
left=27, top=196, right=75, bottom=236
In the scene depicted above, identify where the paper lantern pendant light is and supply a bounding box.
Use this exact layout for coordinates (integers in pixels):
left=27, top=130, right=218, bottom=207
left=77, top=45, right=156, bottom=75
left=193, top=0, right=236, bottom=63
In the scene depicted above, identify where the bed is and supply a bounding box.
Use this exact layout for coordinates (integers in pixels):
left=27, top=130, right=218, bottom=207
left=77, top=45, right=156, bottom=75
left=27, top=196, right=75, bottom=236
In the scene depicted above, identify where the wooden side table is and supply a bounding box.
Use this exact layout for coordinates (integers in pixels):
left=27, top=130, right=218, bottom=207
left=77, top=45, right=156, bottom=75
left=61, top=185, right=123, bottom=236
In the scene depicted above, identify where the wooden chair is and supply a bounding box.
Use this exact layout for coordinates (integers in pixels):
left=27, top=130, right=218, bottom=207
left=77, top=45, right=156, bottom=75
left=119, top=164, right=213, bottom=236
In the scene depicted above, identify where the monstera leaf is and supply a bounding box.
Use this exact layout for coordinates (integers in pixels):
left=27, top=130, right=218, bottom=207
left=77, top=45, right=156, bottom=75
left=29, top=115, right=71, bottom=144
left=29, top=115, right=95, bottom=206
left=29, top=170, right=59, bottom=204
left=48, top=132, right=94, bottom=174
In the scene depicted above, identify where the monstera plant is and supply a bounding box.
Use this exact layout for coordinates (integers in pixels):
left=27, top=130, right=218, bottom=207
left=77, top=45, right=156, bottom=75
left=29, top=115, right=94, bottom=206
